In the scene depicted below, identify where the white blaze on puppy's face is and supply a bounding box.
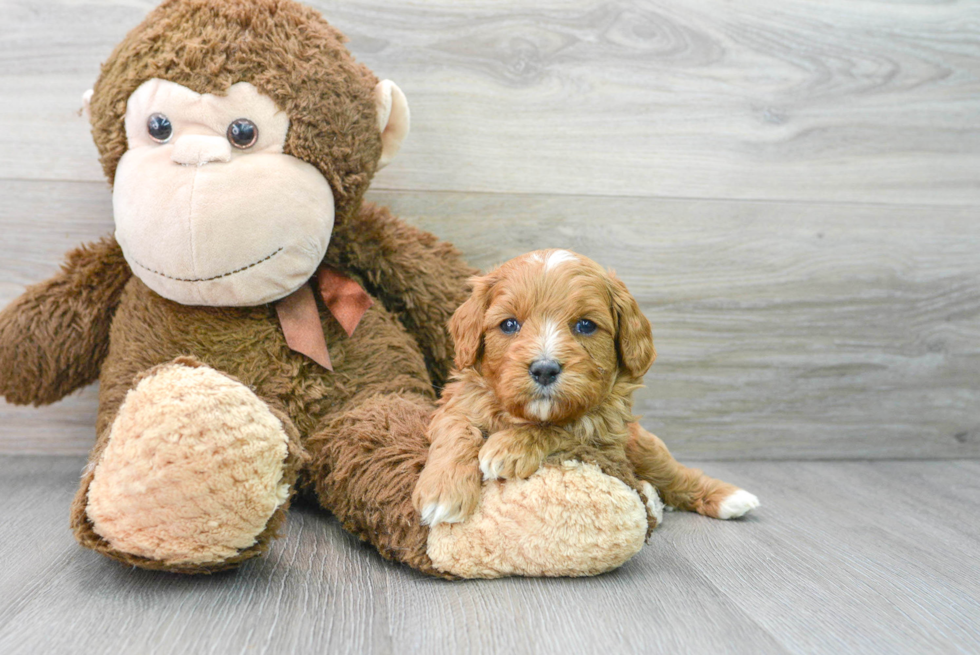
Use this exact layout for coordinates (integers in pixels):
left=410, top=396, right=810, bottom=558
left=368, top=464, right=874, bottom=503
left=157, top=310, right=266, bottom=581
left=476, top=249, right=626, bottom=424
left=525, top=249, right=576, bottom=271
left=525, top=319, right=560, bottom=420
left=112, top=79, right=336, bottom=307
left=537, top=320, right=561, bottom=362
left=544, top=249, right=577, bottom=271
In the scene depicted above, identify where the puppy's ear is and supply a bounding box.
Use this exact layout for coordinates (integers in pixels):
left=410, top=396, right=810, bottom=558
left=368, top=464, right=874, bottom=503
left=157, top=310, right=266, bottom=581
left=449, top=273, right=495, bottom=369
left=609, top=272, right=656, bottom=378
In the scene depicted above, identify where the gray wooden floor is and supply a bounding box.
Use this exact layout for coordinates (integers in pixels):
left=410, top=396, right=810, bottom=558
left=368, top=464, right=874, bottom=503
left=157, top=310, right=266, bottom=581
left=0, top=455, right=977, bottom=655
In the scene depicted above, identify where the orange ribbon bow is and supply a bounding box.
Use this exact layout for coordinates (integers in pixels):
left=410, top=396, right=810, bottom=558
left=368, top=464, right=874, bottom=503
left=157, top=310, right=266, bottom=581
left=274, top=267, right=373, bottom=371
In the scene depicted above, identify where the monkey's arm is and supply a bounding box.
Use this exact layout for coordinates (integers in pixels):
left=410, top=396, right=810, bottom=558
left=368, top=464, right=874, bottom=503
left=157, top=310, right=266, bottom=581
left=0, top=236, right=131, bottom=406
left=329, top=202, right=477, bottom=388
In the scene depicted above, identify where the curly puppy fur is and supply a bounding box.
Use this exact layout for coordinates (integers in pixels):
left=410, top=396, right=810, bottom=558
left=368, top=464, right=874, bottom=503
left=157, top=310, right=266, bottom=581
left=413, top=250, right=660, bottom=526
left=414, top=249, right=757, bottom=527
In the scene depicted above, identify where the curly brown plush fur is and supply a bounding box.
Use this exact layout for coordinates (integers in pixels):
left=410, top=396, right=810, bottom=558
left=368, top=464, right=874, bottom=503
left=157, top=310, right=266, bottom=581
left=2, top=0, right=756, bottom=577
left=0, top=238, right=130, bottom=406
left=0, top=0, right=479, bottom=574
left=58, top=202, right=469, bottom=573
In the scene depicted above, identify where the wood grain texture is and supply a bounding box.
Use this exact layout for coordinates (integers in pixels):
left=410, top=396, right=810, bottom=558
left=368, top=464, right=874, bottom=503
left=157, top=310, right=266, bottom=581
left=0, top=456, right=977, bottom=654
left=666, top=460, right=980, bottom=655
left=0, top=0, right=978, bottom=204
left=2, top=181, right=977, bottom=459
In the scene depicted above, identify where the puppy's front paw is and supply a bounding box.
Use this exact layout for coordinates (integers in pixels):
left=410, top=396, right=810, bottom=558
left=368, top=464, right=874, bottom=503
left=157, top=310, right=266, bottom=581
left=413, top=464, right=482, bottom=526
left=715, top=489, right=760, bottom=519
left=479, top=430, right=544, bottom=481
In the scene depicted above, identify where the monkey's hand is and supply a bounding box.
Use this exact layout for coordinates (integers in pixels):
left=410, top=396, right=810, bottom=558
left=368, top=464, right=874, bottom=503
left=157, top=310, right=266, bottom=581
left=0, top=236, right=131, bottom=405
left=329, top=202, right=477, bottom=388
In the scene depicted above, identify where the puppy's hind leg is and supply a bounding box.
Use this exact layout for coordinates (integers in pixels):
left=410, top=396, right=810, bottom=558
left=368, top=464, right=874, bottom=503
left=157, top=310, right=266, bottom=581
left=625, top=423, right=759, bottom=519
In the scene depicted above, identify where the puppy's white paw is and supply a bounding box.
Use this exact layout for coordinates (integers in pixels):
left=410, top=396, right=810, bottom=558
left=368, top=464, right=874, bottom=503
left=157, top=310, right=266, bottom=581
left=413, top=464, right=482, bottom=526
left=479, top=452, right=504, bottom=481
left=716, top=489, right=760, bottom=519
left=420, top=502, right=468, bottom=527
left=478, top=431, right=544, bottom=480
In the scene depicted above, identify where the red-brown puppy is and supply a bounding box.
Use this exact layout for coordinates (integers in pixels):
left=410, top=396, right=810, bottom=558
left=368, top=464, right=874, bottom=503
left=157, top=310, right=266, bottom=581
left=413, top=249, right=760, bottom=526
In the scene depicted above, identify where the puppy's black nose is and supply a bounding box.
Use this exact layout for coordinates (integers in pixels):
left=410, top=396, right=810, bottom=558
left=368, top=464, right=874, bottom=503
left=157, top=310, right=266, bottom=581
left=529, top=359, right=561, bottom=386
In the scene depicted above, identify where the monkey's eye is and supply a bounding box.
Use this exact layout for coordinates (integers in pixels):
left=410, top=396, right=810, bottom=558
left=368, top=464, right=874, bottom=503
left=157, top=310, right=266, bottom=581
left=499, top=318, right=521, bottom=335
left=574, top=319, right=598, bottom=335
left=227, top=118, right=258, bottom=149
left=146, top=113, right=173, bottom=143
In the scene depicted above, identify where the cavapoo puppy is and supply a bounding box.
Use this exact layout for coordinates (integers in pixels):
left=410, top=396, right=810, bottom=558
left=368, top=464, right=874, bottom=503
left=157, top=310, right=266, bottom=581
left=413, top=249, right=759, bottom=526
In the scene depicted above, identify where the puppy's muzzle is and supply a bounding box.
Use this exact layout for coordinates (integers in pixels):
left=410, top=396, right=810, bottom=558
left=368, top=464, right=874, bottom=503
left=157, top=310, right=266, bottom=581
left=529, top=359, right=561, bottom=387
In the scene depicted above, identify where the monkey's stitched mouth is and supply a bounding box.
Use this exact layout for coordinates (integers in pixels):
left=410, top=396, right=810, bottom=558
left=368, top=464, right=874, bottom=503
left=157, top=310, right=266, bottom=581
left=131, top=246, right=285, bottom=282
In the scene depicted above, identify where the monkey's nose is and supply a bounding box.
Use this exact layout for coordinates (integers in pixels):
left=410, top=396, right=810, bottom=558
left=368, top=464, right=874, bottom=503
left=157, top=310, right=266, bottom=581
left=529, top=359, right=562, bottom=386
left=171, top=135, right=232, bottom=166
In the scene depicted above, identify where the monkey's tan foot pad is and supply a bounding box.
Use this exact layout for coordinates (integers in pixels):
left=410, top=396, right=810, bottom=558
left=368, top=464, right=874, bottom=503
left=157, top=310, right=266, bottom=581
left=85, top=362, right=291, bottom=568
left=426, top=461, right=653, bottom=578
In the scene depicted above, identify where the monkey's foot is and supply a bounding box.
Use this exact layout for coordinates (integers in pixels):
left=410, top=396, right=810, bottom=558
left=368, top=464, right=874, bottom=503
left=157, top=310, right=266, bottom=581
left=426, top=461, right=655, bottom=578
left=80, top=360, right=297, bottom=571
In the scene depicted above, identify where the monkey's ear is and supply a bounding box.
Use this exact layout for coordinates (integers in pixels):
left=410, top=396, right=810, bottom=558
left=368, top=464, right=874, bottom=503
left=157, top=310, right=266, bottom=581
left=449, top=274, right=495, bottom=370
left=81, top=89, right=93, bottom=120
left=374, top=80, right=410, bottom=169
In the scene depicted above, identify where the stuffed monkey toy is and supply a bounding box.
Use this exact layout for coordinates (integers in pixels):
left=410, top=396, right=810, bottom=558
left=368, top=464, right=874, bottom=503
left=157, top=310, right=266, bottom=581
left=0, top=0, right=755, bottom=578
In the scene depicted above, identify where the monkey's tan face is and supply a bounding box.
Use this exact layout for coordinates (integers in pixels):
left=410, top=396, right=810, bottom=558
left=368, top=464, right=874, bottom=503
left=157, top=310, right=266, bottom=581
left=113, top=79, right=336, bottom=306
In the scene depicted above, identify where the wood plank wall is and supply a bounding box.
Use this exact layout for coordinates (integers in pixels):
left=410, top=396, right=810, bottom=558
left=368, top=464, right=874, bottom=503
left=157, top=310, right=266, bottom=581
left=0, top=0, right=977, bottom=458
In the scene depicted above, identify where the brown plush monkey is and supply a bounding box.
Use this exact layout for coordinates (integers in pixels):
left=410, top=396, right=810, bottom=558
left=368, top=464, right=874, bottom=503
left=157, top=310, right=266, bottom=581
left=0, top=0, right=754, bottom=578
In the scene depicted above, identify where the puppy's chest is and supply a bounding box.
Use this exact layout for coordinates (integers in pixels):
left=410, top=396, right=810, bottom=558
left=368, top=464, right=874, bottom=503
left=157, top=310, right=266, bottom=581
left=562, top=415, right=631, bottom=449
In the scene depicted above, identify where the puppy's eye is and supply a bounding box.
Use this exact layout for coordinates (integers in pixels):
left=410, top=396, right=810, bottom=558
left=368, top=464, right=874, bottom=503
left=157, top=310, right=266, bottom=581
left=574, top=319, right=597, bottom=335
left=227, top=118, right=258, bottom=149
left=147, top=113, right=173, bottom=143
left=499, top=318, right=521, bottom=334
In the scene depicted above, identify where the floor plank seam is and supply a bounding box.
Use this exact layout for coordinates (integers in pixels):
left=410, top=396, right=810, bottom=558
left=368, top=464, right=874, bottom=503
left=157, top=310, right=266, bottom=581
left=3, top=177, right=979, bottom=211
